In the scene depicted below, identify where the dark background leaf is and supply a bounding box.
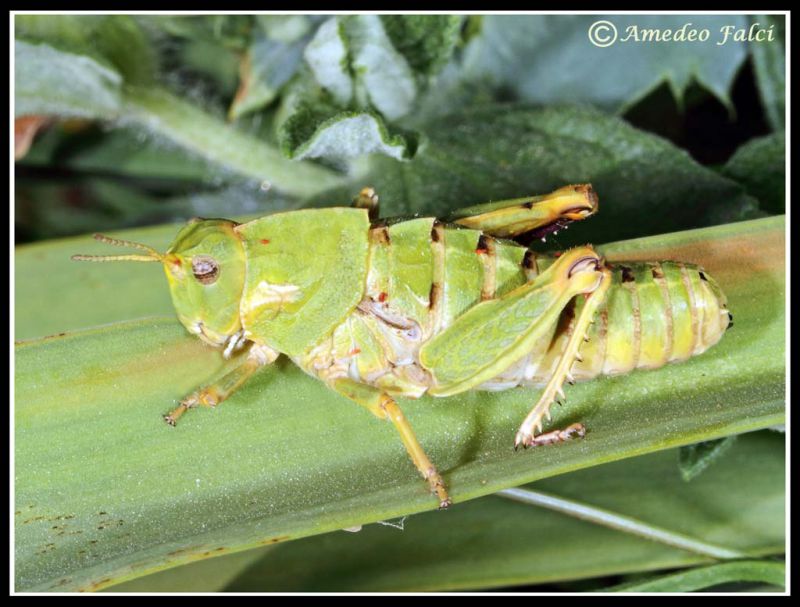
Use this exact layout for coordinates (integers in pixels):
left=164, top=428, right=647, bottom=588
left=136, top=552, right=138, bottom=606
left=748, top=15, right=785, bottom=131
left=721, top=133, right=785, bottom=214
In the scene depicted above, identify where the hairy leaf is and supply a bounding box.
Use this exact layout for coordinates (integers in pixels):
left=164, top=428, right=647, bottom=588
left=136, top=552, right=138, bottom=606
left=379, top=15, right=463, bottom=77
left=461, top=15, right=748, bottom=111
left=16, top=15, right=157, bottom=85
left=280, top=102, right=417, bottom=163
left=15, top=40, right=122, bottom=120
left=228, top=16, right=319, bottom=120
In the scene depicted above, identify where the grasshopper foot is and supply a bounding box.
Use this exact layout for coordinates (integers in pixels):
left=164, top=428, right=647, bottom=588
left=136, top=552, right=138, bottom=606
left=425, top=466, right=452, bottom=509
left=514, top=423, right=586, bottom=449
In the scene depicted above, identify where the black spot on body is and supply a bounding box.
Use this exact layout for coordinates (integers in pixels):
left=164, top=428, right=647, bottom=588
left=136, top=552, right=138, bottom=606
left=620, top=266, right=635, bottom=283
left=428, top=282, right=442, bottom=309
left=522, top=249, right=537, bottom=271
left=699, top=271, right=708, bottom=281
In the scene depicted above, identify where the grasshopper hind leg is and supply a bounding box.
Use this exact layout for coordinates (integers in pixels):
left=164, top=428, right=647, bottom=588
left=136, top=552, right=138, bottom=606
left=515, top=267, right=612, bottom=449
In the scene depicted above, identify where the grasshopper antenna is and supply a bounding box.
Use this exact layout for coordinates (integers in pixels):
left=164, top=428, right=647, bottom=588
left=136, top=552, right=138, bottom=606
left=71, top=233, right=164, bottom=263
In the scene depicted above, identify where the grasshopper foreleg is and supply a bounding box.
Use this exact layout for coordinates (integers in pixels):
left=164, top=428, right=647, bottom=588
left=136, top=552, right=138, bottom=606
left=514, top=267, right=612, bottom=449
left=164, top=343, right=279, bottom=425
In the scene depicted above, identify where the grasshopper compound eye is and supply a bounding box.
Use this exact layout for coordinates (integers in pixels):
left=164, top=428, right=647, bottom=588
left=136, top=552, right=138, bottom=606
left=191, top=255, right=220, bottom=285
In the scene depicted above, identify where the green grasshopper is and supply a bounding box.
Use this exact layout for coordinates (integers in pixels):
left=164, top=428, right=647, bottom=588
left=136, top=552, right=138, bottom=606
left=73, top=185, right=731, bottom=509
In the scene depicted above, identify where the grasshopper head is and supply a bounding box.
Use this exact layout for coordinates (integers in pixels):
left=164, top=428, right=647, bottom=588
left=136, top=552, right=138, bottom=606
left=162, top=219, right=247, bottom=348
left=73, top=219, right=247, bottom=349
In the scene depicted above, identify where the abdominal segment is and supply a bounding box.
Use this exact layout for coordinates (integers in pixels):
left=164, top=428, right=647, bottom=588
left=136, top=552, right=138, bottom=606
left=499, top=260, right=731, bottom=388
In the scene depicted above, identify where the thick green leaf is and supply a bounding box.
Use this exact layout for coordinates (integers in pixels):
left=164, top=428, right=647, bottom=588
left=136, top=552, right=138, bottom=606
left=104, top=545, right=268, bottom=593
left=120, top=86, right=346, bottom=197
left=605, top=560, right=785, bottom=592
left=749, top=15, right=785, bottom=131
left=329, top=104, right=760, bottom=245
left=14, top=217, right=784, bottom=591
left=461, top=15, right=748, bottom=111
left=212, top=431, right=783, bottom=592
left=14, top=40, right=123, bottom=120
left=722, top=133, right=785, bottom=214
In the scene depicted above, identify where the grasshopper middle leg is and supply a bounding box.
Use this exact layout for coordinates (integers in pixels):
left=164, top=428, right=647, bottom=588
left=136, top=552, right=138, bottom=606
left=332, top=378, right=451, bottom=509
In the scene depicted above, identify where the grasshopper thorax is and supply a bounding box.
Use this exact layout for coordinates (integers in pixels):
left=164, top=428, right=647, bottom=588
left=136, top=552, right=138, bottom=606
left=163, top=219, right=246, bottom=348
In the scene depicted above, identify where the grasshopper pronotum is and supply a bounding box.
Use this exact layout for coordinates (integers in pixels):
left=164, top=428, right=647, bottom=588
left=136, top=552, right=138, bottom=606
left=74, top=185, right=731, bottom=508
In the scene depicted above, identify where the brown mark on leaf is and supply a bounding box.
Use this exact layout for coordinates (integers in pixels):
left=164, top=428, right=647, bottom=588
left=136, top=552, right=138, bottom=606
left=87, top=578, right=113, bottom=591
left=260, top=535, right=290, bottom=545
left=166, top=544, right=204, bottom=556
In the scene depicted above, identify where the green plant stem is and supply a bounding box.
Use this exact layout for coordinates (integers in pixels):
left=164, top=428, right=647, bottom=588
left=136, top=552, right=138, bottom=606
left=122, top=86, right=347, bottom=198
left=496, top=488, right=745, bottom=560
